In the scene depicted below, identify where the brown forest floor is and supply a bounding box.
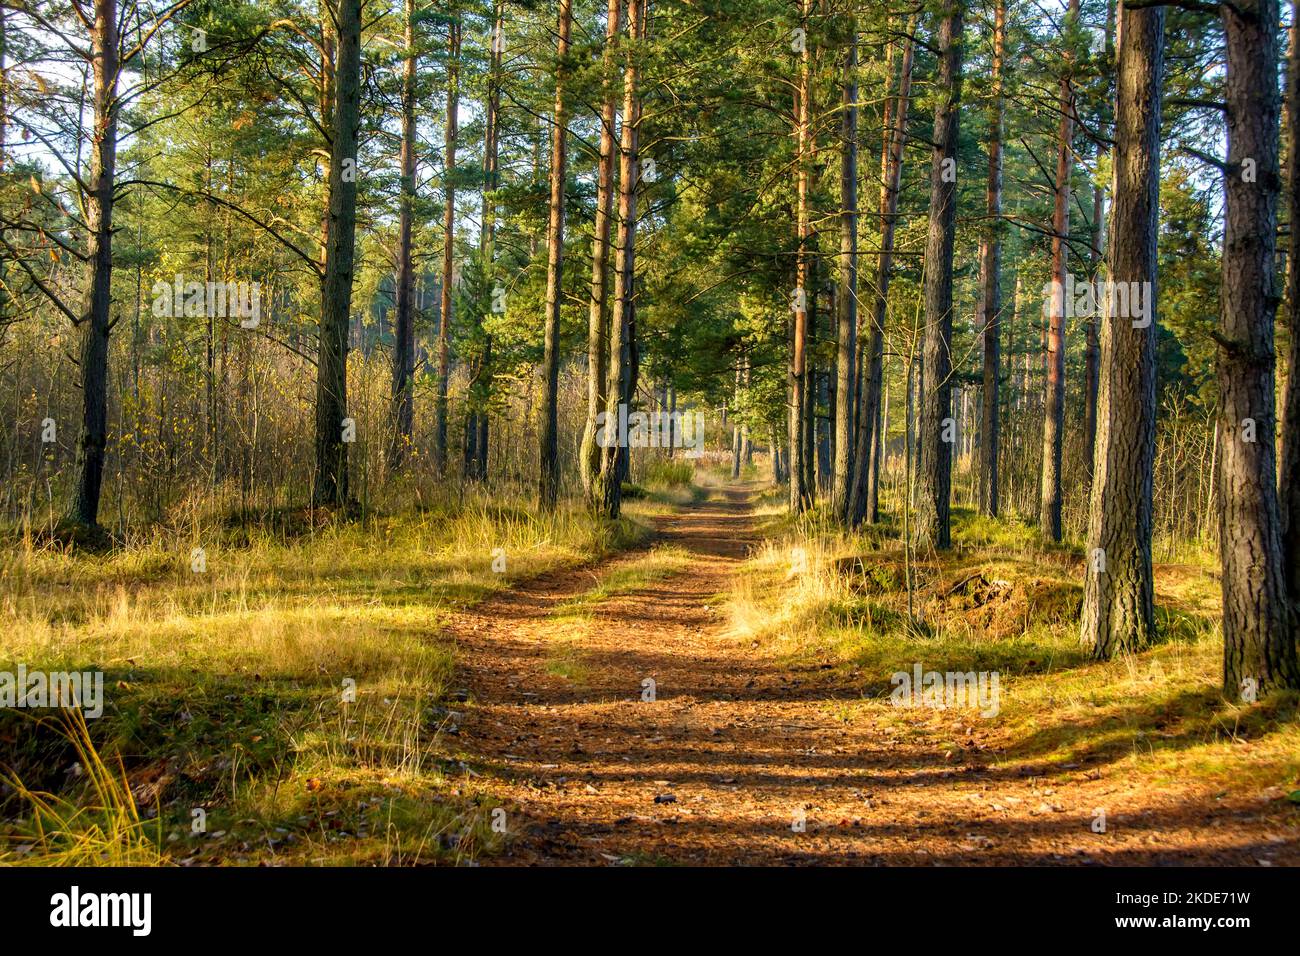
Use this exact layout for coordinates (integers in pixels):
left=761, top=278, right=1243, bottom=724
left=444, top=483, right=1300, bottom=866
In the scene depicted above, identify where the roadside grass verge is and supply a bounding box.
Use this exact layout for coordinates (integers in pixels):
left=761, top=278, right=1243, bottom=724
left=726, top=507, right=1300, bottom=802
left=0, top=491, right=653, bottom=865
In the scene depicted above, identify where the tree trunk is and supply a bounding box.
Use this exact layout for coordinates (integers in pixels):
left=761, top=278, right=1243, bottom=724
left=1040, top=0, right=1078, bottom=543
left=596, top=0, right=644, bottom=519
left=850, top=21, right=914, bottom=526
left=434, top=21, right=461, bottom=476
left=1218, top=0, right=1300, bottom=696
left=465, top=3, right=502, bottom=482
left=978, top=0, right=1005, bottom=517
left=390, top=0, right=417, bottom=468
left=1282, top=0, right=1300, bottom=604
left=1080, top=0, right=1162, bottom=659
left=913, top=2, right=963, bottom=551
left=831, top=20, right=858, bottom=521
left=1084, top=2, right=1115, bottom=486
left=538, top=0, right=573, bottom=509
left=67, top=0, right=119, bottom=530
left=582, top=0, right=622, bottom=501
left=312, top=0, right=362, bottom=507
left=789, top=0, right=811, bottom=514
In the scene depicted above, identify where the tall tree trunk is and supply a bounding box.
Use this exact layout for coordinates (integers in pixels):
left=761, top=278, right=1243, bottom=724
left=466, top=4, right=502, bottom=482
left=1282, top=0, right=1300, bottom=604
left=582, top=0, right=622, bottom=501
left=1040, top=0, right=1078, bottom=542
left=538, top=0, right=573, bottom=509
left=390, top=0, right=418, bottom=467
left=1080, top=0, right=1162, bottom=659
left=789, top=0, right=812, bottom=514
left=434, top=21, right=461, bottom=475
left=312, top=0, right=362, bottom=506
left=1084, top=0, right=1115, bottom=485
left=978, top=0, right=1005, bottom=517
left=850, top=21, right=915, bottom=526
left=913, top=1, right=964, bottom=551
left=831, top=20, right=858, bottom=521
left=67, top=0, right=119, bottom=530
left=1218, top=0, right=1300, bottom=696
left=597, top=0, right=645, bottom=518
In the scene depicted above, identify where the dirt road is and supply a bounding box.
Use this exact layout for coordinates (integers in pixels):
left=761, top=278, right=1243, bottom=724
left=445, top=484, right=1298, bottom=866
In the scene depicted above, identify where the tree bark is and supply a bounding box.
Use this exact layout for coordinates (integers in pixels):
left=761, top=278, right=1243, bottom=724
left=538, top=0, right=573, bottom=509
left=434, top=21, right=461, bottom=475
left=312, top=0, right=362, bottom=506
left=390, top=0, right=418, bottom=468
left=913, top=1, right=963, bottom=551
left=465, top=3, right=503, bottom=482
left=1040, top=0, right=1078, bottom=543
left=1080, top=0, right=1162, bottom=659
left=831, top=20, right=858, bottom=521
left=1282, top=0, right=1300, bottom=604
left=67, top=0, right=120, bottom=530
left=789, top=0, right=812, bottom=514
left=582, top=0, right=623, bottom=501
left=1217, top=0, right=1300, bottom=696
left=597, top=0, right=644, bottom=519
left=850, top=21, right=915, bottom=527
left=978, top=0, right=1005, bottom=518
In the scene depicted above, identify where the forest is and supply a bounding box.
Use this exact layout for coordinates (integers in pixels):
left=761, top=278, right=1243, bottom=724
left=0, top=0, right=1297, bottom=873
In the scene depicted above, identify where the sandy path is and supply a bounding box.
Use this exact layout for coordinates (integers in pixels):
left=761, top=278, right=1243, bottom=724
left=445, top=483, right=1299, bottom=866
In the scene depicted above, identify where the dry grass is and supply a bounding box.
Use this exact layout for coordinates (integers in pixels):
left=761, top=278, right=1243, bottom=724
left=0, top=489, right=653, bottom=865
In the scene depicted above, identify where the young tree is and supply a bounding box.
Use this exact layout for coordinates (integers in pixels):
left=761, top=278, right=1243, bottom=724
left=538, top=0, right=572, bottom=509
left=1080, top=0, right=1163, bottom=659
left=1216, top=0, right=1300, bottom=695
left=914, top=0, right=964, bottom=551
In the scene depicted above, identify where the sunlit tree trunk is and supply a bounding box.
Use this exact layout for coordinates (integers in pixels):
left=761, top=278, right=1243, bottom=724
left=1080, top=0, right=1162, bottom=659
left=914, top=1, right=963, bottom=551
left=597, top=0, right=644, bottom=519
left=390, top=0, right=418, bottom=468
left=978, top=0, right=1005, bottom=518
left=1217, top=0, right=1300, bottom=696
left=789, top=0, right=811, bottom=514
left=434, top=21, right=461, bottom=476
left=538, top=0, right=572, bottom=509
left=67, top=0, right=120, bottom=530
left=1282, top=0, right=1300, bottom=604
left=582, top=0, right=623, bottom=501
left=313, top=0, right=362, bottom=506
left=1040, top=0, right=1078, bottom=543
left=832, top=19, right=858, bottom=521
left=850, top=21, right=914, bottom=526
